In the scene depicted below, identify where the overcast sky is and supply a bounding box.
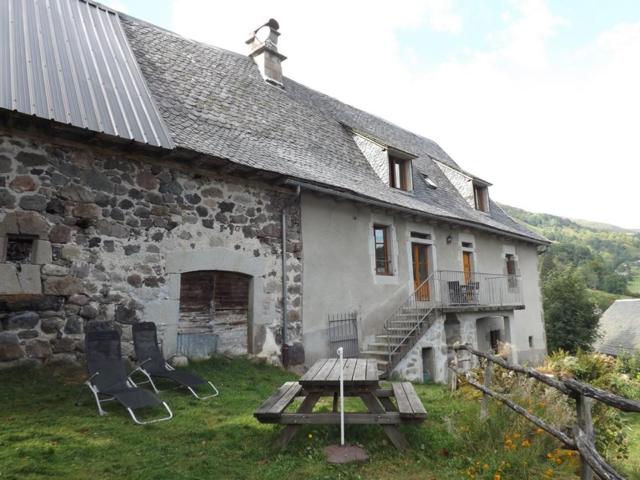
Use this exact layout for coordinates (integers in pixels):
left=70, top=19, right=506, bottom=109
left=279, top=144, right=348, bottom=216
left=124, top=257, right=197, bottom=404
left=105, top=0, right=640, bottom=229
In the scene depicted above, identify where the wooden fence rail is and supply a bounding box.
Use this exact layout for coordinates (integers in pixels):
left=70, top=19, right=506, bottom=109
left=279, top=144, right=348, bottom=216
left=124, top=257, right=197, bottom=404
left=449, top=343, right=640, bottom=480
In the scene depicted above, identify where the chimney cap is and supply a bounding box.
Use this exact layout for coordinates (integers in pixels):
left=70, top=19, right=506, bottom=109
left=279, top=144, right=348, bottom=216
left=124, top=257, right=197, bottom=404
left=247, top=18, right=286, bottom=88
left=255, top=18, right=280, bottom=33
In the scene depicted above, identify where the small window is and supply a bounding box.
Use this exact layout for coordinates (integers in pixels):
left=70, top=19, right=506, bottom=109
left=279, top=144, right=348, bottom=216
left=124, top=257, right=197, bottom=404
left=4, top=235, right=35, bottom=263
left=461, top=241, right=473, bottom=249
left=411, top=232, right=432, bottom=240
left=373, top=225, right=392, bottom=275
left=528, top=336, right=534, bottom=348
left=422, top=174, right=437, bottom=189
left=506, top=253, right=519, bottom=288
left=389, top=155, right=411, bottom=191
left=473, top=183, right=489, bottom=212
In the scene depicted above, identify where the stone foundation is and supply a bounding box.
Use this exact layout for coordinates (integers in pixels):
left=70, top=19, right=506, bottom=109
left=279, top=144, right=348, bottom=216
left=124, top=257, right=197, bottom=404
left=0, top=130, right=303, bottom=368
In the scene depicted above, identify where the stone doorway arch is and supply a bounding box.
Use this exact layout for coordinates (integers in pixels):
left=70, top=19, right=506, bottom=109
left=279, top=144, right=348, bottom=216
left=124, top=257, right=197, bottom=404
left=156, top=248, right=267, bottom=358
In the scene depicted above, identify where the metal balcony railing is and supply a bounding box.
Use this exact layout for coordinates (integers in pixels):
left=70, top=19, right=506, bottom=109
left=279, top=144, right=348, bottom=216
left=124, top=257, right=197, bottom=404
left=436, top=270, right=523, bottom=308
left=365, top=270, right=524, bottom=377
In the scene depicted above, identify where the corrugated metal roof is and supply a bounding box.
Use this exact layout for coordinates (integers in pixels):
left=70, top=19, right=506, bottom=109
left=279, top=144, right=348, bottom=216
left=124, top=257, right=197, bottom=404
left=0, top=0, right=173, bottom=148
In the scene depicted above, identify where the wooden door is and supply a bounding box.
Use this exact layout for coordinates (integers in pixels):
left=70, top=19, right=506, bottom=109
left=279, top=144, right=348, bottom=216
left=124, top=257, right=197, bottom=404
left=463, top=251, right=473, bottom=284
left=412, top=243, right=430, bottom=300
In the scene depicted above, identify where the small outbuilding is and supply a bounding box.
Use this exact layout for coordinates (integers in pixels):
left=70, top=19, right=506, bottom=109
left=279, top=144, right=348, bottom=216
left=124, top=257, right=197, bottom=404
left=595, top=299, right=640, bottom=356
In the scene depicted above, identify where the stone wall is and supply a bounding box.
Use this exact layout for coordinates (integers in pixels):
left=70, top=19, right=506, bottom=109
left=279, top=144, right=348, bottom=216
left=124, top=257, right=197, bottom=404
left=0, top=130, right=303, bottom=369
left=393, top=311, right=517, bottom=383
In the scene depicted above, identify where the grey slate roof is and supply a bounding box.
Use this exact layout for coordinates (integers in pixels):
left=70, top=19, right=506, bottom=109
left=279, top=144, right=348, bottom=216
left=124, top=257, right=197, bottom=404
left=119, top=14, right=546, bottom=244
left=595, top=299, right=640, bottom=356
left=0, top=0, right=545, bottom=244
left=0, top=0, right=172, bottom=148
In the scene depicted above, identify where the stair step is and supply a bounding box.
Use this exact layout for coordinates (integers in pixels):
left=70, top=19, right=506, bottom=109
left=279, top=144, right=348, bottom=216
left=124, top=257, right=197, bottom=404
left=360, top=350, right=388, bottom=357
left=368, top=342, right=395, bottom=348
left=365, top=345, right=392, bottom=352
left=368, top=300, right=438, bottom=379
left=376, top=334, right=413, bottom=340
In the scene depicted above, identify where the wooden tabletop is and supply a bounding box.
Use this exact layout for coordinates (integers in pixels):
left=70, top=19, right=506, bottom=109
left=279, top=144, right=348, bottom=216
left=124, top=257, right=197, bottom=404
left=299, top=358, right=379, bottom=387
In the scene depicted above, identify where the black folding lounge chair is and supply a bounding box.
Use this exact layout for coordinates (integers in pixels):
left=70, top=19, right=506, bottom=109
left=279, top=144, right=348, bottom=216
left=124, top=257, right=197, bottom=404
left=131, top=322, right=219, bottom=400
left=76, top=329, right=173, bottom=425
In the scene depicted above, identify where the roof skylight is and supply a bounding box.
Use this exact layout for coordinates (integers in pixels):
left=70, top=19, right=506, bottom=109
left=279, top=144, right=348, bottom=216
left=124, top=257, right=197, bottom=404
left=423, top=175, right=437, bottom=189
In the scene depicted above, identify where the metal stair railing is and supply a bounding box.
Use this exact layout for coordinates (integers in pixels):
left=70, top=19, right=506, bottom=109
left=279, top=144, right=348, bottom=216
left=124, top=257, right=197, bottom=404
left=383, top=273, right=440, bottom=376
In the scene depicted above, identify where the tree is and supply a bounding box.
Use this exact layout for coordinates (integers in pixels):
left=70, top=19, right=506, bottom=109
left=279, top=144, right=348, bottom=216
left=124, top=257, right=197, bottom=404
left=543, top=269, right=600, bottom=353
left=601, top=273, right=628, bottom=295
left=539, top=251, right=556, bottom=281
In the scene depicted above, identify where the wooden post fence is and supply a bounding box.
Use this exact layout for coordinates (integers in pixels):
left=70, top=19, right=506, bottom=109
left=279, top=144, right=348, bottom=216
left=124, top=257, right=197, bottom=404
left=480, top=360, right=493, bottom=420
left=449, top=343, right=640, bottom=480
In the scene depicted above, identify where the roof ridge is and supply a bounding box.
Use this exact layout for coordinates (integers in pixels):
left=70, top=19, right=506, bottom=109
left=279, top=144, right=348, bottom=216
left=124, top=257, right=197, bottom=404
left=117, top=12, right=249, bottom=62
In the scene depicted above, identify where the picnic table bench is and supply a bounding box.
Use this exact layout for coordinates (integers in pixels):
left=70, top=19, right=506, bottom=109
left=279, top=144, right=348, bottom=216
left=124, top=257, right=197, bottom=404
left=254, top=358, right=427, bottom=450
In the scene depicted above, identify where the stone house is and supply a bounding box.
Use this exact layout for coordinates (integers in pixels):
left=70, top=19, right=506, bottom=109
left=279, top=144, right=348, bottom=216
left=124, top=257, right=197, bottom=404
left=0, top=1, right=548, bottom=381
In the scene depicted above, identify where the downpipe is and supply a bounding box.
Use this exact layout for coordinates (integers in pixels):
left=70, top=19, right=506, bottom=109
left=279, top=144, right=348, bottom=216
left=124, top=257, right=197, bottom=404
left=281, top=185, right=301, bottom=367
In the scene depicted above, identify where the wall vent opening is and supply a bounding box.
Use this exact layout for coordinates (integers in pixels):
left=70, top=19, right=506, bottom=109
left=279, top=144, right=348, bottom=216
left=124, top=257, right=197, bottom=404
left=4, top=235, right=36, bottom=263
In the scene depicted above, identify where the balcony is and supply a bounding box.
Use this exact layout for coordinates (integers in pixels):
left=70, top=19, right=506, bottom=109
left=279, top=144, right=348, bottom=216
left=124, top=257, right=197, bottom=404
left=413, top=270, right=524, bottom=311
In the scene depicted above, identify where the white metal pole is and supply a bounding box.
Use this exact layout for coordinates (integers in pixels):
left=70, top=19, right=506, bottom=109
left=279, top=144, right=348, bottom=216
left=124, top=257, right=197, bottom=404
left=337, top=347, right=344, bottom=446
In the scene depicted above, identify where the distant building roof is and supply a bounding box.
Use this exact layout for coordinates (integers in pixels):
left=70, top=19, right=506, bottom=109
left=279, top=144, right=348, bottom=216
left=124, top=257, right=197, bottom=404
left=595, top=299, right=640, bottom=356
left=0, top=0, right=173, bottom=148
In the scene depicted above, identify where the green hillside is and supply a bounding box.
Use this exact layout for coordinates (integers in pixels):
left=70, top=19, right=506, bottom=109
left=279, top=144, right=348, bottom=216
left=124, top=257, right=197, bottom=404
left=500, top=204, right=640, bottom=309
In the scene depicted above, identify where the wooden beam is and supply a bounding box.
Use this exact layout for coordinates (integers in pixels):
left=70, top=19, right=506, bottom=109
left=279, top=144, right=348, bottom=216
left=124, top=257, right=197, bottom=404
left=564, top=378, right=640, bottom=413
left=480, top=361, right=493, bottom=420
left=576, top=394, right=594, bottom=480
left=456, top=343, right=640, bottom=412
left=454, top=344, right=572, bottom=395
left=276, top=412, right=402, bottom=425
left=574, top=428, right=625, bottom=480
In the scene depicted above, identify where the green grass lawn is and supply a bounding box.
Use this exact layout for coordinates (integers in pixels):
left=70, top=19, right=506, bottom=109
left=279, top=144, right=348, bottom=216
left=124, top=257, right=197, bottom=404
left=0, top=357, right=636, bottom=479
left=587, top=288, right=630, bottom=312
left=624, top=413, right=640, bottom=478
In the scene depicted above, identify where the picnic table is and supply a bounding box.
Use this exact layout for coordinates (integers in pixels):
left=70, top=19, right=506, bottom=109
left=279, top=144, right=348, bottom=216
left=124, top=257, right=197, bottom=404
left=254, top=358, right=427, bottom=450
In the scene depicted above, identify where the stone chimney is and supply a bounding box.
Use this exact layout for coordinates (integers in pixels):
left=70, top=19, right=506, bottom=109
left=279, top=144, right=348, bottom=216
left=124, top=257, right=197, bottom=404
left=246, top=19, right=286, bottom=87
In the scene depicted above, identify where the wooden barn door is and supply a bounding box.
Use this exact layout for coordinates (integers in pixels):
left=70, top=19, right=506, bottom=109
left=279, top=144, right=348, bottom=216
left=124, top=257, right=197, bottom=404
left=179, top=271, right=251, bottom=357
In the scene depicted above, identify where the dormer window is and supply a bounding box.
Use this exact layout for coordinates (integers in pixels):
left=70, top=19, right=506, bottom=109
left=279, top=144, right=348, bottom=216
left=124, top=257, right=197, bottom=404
left=473, top=183, right=489, bottom=212
left=388, top=153, right=412, bottom=191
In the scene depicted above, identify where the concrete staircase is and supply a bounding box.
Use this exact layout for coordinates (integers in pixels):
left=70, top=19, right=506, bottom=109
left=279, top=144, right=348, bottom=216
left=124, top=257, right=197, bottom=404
left=361, top=277, right=439, bottom=378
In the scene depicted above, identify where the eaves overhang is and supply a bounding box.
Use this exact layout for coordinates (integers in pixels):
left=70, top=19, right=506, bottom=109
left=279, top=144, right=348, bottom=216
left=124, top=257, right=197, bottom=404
left=284, top=178, right=550, bottom=246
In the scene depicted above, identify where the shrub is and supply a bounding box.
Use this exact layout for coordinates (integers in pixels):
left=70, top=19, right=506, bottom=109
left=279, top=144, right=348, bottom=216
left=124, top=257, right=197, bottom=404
left=542, top=350, right=640, bottom=460
left=458, top=350, right=640, bottom=469
left=618, top=349, right=640, bottom=381
left=453, top=365, right=579, bottom=479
